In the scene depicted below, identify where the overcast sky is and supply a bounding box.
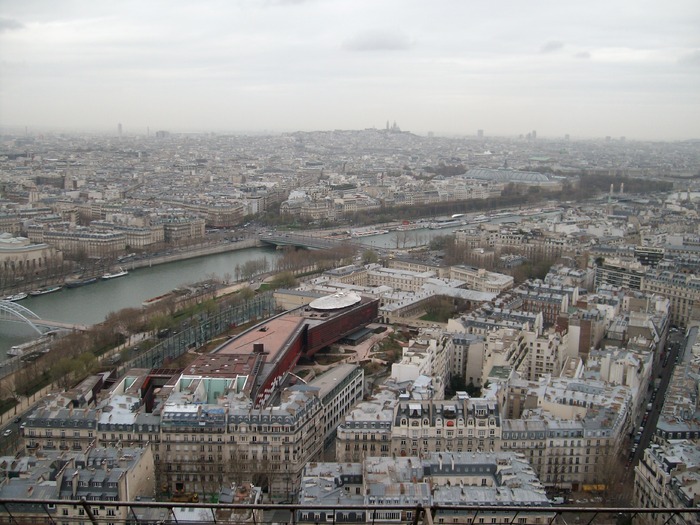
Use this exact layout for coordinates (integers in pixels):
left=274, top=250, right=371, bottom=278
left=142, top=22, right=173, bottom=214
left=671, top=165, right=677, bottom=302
left=1, top=0, right=699, bottom=140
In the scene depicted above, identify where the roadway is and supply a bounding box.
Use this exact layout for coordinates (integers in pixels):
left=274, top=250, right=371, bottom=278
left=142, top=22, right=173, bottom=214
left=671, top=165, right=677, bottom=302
left=625, top=328, right=685, bottom=469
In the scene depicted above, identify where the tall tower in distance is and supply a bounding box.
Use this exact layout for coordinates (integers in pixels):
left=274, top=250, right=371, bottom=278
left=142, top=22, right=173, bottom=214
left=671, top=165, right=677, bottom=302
left=118, top=123, right=122, bottom=137
left=477, top=129, right=484, bottom=139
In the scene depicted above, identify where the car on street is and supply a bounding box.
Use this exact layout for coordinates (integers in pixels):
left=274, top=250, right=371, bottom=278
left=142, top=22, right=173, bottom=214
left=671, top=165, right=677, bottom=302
left=3, top=429, right=12, bottom=437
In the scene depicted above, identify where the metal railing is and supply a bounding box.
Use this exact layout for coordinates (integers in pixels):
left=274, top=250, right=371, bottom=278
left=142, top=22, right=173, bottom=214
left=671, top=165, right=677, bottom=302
left=0, top=499, right=698, bottom=525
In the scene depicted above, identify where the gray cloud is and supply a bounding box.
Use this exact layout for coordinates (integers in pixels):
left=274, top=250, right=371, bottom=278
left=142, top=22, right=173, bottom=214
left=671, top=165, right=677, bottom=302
left=0, top=18, right=24, bottom=32
left=541, top=40, right=564, bottom=53
left=0, top=0, right=698, bottom=139
left=262, top=0, right=314, bottom=6
left=678, top=50, right=700, bottom=66
left=343, top=29, right=412, bottom=52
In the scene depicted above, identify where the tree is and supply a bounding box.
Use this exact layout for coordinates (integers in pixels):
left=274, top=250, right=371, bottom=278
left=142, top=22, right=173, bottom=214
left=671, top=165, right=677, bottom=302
left=423, top=296, right=454, bottom=323
left=77, top=353, right=97, bottom=376
left=149, top=313, right=176, bottom=332
left=51, top=357, right=79, bottom=389
left=238, top=287, right=255, bottom=301
left=447, top=374, right=467, bottom=396
left=270, top=272, right=297, bottom=289
left=362, top=249, right=379, bottom=264
left=594, top=442, right=632, bottom=505
left=429, top=235, right=450, bottom=251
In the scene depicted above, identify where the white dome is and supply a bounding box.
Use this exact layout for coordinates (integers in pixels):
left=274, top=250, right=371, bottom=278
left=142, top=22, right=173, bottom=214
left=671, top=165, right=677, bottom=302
left=309, top=291, right=362, bottom=310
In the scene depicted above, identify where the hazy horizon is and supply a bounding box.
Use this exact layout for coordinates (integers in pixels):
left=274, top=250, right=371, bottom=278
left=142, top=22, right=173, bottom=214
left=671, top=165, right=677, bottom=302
left=1, top=0, right=699, bottom=141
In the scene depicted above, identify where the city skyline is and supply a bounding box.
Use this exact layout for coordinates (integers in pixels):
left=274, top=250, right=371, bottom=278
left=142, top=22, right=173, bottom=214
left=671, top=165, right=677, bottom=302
left=1, top=0, right=699, bottom=140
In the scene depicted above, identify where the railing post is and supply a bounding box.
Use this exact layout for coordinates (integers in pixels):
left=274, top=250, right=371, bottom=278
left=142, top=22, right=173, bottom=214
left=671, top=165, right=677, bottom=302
left=79, top=498, right=98, bottom=525
left=131, top=504, right=143, bottom=524
left=411, top=504, right=422, bottom=525
left=2, top=502, right=18, bottom=524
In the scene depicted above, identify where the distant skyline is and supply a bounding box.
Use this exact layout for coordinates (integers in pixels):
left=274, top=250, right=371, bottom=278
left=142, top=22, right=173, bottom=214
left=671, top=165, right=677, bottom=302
left=1, top=0, right=699, bottom=140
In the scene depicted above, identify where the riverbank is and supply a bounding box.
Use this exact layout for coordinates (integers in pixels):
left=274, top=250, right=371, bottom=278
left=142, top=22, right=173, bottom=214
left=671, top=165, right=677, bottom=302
left=1, top=238, right=262, bottom=296
left=124, top=238, right=260, bottom=270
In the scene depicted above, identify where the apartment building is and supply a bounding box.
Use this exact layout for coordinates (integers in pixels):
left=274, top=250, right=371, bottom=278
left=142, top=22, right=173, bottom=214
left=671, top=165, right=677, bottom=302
left=306, top=363, right=364, bottom=447
left=594, top=257, right=646, bottom=291
left=0, top=233, right=63, bottom=283
left=323, top=264, right=368, bottom=286
left=297, top=453, right=551, bottom=525
left=511, top=281, right=579, bottom=327
left=642, top=270, right=700, bottom=328
left=563, top=308, right=607, bottom=360
left=634, top=441, right=700, bottom=525
left=156, top=216, right=206, bottom=244
left=367, top=266, right=436, bottom=292
left=104, top=364, right=358, bottom=500
left=92, top=221, right=165, bottom=248
left=521, top=329, right=571, bottom=381
left=335, top=389, right=396, bottom=463
left=447, top=308, right=544, bottom=339
left=450, top=333, right=485, bottom=387
left=0, top=445, right=154, bottom=525
left=0, top=213, right=22, bottom=235
left=481, top=327, right=529, bottom=385
left=387, top=257, right=446, bottom=277
left=336, top=372, right=631, bottom=492
left=502, top=377, right=631, bottom=490
left=22, top=405, right=99, bottom=454
left=390, top=398, right=502, bottom=457
left=448, top=265, right=514, bottom=293
left=31, top=228, right=127, bottom=258
left=501, top=416, right=614, bottom=490
left=159, top=383, right=323, bottom=501
left=201, top=203, right=246, bottom=228
left=391, top=330, right=451, bottom=399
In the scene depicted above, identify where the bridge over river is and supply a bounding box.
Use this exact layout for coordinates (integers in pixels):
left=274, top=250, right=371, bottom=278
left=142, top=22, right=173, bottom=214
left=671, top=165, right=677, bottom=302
left=0, top=301, right=88, bottom=335
left=259, top=233, right=367, bottom=251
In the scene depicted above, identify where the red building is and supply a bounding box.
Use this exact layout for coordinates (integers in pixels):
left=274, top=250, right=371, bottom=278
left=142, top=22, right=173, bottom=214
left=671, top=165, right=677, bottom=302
left=186, top=293, right=378, bottom=406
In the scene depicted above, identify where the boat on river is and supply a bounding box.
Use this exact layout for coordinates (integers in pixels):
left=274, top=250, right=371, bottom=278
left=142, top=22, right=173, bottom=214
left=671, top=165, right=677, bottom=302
left=102, top=267, right=129, bottom=280
left=351, top=229, right=389, bottom=237
left=396, top=222, right=423, bottom=231
left=428, top=217, right=465, bottom=229
left=142, top=292, right=175, bottom=307
left=3, top=292, right=28, bottom=302
left=7, top=336, right=52, bottom=357
left=29, top=285, right=63, bottom=296
left=65, top=277, right=98, bottom=288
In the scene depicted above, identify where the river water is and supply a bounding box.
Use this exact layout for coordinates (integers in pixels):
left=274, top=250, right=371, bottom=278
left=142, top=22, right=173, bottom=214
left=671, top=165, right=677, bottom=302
left=0, top=246, right=281, bottom=356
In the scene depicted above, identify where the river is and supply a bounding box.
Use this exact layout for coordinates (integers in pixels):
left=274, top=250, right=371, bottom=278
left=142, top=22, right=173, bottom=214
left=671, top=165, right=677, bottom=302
left=0, top=246, right=281, bottom=356
left=0, top=209, right=558, bottom=356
